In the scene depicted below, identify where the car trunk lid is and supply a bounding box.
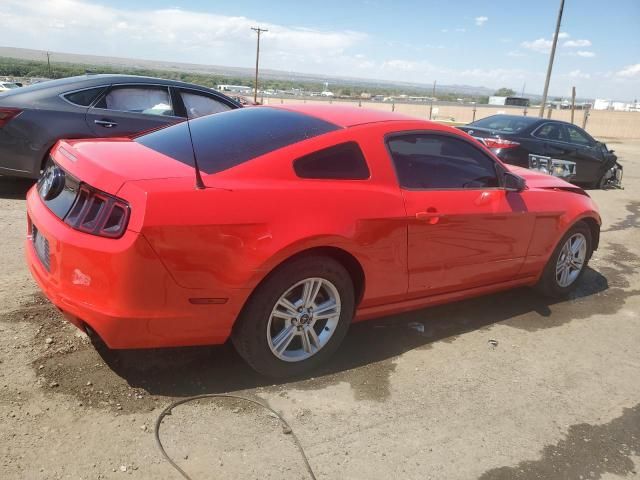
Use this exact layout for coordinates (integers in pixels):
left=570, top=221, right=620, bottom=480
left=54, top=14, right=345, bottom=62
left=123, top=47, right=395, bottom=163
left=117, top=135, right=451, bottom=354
left=51, top=137, right=196, bottom=195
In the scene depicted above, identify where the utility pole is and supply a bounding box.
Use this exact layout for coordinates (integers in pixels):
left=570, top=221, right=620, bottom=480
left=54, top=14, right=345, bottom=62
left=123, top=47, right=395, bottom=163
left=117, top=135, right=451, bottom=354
left=570, top=86, right=576, bottom=123
left=539, top=0, right=565, bottom=117
left=45, top=52, right=52, bottom=78
left=429, top=80, right=436, bottom=120
left=251, top=27, right=268, bottom=104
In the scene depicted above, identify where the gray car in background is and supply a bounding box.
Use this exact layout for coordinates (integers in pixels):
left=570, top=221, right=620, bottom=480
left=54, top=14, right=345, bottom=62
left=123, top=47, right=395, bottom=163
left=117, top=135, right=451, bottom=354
left=0, top=74, right=241, bottom=179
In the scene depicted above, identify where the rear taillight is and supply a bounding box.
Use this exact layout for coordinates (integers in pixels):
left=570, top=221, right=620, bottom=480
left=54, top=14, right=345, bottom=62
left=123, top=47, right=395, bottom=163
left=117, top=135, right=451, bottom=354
left=482, top=138, right=520, bottom=149
left=0, top=108, right=22, bottom=128
left=64, top=184, right=130, bottom=238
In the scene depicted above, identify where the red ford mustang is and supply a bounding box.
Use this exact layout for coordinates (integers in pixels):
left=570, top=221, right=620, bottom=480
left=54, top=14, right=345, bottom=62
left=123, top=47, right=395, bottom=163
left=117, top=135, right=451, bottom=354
left=25, top=105, right=601, bottom=377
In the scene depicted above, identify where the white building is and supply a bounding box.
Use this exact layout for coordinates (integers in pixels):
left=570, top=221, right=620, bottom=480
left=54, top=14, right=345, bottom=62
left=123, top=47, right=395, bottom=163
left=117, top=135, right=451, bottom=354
left=593, top=98, right=612, bottom=110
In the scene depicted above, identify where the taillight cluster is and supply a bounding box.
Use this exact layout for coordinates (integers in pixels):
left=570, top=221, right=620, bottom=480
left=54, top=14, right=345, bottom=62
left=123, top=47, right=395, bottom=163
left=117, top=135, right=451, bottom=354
left=482, top=138, right=520, bottom=149
left=0, top=108, right=22, bottom=128
left=65, top=184, right=130, bottom=238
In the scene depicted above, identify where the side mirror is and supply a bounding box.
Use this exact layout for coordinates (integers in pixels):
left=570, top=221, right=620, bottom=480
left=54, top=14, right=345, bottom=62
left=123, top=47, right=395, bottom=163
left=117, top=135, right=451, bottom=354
left=609, top=149, right=615, bottom=154
left=504, top=172, right=526, bottom=192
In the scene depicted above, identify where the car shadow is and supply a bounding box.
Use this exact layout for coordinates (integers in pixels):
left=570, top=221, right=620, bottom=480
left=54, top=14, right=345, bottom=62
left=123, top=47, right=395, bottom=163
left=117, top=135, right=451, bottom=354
left=90, top=266, right=611, bottom=398
left=0, top=176, right=34, bottom=199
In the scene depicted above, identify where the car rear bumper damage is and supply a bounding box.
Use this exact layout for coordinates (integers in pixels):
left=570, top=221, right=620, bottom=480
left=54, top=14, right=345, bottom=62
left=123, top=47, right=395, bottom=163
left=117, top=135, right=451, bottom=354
left=25, top=186, right=244, bottom=349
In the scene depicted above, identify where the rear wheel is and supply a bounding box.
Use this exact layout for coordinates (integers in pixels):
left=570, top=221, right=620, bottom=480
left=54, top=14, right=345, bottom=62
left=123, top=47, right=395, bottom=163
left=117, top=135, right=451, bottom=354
left=536, top=222, right=592, bottom=298
left=232, top=256, right=354, bottom=378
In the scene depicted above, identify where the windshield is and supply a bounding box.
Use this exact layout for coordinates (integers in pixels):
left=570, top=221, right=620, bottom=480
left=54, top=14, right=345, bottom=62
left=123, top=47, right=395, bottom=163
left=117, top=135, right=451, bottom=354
left=469, top=115, right=537, bottom=134
left=1, top=83, right=19, bottom=89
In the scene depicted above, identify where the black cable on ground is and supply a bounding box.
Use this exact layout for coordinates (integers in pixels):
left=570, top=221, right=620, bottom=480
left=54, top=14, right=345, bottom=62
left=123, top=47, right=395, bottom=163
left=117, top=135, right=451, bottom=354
left=154, top=394, right=317, bottom=480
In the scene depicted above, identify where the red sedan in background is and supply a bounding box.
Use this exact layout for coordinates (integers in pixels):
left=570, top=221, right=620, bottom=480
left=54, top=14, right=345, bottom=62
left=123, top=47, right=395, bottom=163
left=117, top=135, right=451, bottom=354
left=25, top=105, right=601, bottom=377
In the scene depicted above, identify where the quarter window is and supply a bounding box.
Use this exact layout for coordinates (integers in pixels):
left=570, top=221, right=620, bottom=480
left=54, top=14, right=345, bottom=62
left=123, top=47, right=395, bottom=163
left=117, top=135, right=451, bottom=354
left=63, top=87, right=106, bottom=107
left=181, top=91, right=232, bottom=119
left=294, top=142, right=370, bottom=180
left=96, top=86, right=174, bottom=116
left=387, top=134, right=500, bottom=189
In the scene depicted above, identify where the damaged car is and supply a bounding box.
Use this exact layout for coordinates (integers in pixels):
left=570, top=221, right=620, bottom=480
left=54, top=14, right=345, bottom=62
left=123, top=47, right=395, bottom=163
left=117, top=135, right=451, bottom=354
left=458, top=115, right=622, bottom=189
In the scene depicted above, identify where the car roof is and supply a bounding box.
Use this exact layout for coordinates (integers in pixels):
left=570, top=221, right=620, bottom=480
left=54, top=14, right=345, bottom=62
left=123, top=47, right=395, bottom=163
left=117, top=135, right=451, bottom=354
left=0, top=74, right=220, bottom=96
left=272, top=104, right=417, bottom=128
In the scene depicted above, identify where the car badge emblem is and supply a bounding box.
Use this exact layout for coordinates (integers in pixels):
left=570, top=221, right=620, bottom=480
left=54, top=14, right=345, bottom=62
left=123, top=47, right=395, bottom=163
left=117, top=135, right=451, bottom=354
left=38, top=164, right=65, bottom=201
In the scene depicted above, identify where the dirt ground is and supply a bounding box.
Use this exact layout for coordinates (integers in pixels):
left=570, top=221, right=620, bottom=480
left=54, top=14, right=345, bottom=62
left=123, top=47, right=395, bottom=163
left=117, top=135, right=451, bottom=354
left=1, top=140, right=639, bottom=480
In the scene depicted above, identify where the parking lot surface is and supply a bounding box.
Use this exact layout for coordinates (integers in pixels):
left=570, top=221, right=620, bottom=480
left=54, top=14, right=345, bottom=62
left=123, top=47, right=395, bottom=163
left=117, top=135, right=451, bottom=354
left=1, top=140, right=639, bottom=479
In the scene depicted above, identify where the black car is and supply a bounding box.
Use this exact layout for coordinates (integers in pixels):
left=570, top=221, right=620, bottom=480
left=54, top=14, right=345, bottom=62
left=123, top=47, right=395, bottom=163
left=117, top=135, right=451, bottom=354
left=0, top=74, right=241, bottom=179
left=458, top=115, right=622, bottom=188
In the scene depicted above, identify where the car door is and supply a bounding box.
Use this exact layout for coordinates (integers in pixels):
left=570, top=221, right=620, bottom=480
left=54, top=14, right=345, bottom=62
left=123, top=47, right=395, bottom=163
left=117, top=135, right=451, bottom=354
left=178, top=89, right=235, bottom=119
left=386, top=132, right=536, bottom=297
left=533, top=122, right=575, bottom=160
left=561, top=124, right=606, bottom=184
left=85, top=84, right=184, bottom=137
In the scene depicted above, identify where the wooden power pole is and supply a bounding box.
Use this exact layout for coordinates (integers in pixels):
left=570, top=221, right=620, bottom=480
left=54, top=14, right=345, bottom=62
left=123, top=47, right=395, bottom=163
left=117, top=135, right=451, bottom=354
left=429, top=80, right=436, bottom=120
left=539, top=0, right=565, bottom=117
left=570, top=86, right=576, bottom=124
left=46, top=52, right=52, bottom=77
left=251, top=27, right=268, bottom=104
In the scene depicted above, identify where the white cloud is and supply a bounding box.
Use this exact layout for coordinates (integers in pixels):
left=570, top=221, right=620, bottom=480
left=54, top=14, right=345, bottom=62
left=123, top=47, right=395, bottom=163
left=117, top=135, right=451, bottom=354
left=521, top=38, right=552, bottom=53
left=522, top=33, right=595, bottom=55
left=563, top=39, right=592, bottom=48
left=455, top=27, right=466, bottom=32
left=474, top=16, right=488, bottom=26
left=0, top=0, right=367, bottom=69
left=568, top=69, right=591, bottom=79
left=616, top=63, right=640, bottom=78
left=507, top=51, right=526, bottom=57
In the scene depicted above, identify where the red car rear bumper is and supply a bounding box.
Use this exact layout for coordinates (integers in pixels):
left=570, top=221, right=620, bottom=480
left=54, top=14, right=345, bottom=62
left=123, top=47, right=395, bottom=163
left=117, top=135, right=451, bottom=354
left=25, top=187, right=245, bottom=349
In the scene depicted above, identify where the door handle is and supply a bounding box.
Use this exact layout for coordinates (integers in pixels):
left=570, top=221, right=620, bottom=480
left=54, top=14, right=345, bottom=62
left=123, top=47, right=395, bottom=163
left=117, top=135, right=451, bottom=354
left=416, top=207, right=441, bottom=224
left=94, top=119, right=118, bottom=128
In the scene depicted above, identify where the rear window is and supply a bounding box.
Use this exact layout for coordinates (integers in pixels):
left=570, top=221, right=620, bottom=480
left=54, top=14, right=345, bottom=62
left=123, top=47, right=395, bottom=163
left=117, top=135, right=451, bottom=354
left=63, top=87, right=106, bottom=107
left=468, top=116, right=536, bottom=134
left=135, top=107, right=340, bottom=174
left=294, top=142, right=370, bottom=180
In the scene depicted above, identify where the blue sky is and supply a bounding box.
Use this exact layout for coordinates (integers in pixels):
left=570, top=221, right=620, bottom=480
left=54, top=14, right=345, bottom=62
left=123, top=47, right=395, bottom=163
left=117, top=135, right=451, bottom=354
left=2, top=0, right=639, bottom=100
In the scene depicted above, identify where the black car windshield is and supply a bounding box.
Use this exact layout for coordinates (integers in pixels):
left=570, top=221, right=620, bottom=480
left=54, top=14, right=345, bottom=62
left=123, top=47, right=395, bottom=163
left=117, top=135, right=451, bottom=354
left=469, top=116, right=537, bottom=134
left=135, top=107, right=340, bottom=174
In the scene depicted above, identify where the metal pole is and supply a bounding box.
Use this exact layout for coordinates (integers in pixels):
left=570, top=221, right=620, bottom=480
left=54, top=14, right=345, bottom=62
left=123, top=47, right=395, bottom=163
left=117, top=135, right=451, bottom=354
left=251, top=27, right=268, bottom=104
left=472, top=102, right=477, bottom=122
left=429, top=80, right=436, bottom=120
left=46, top=52, right=52, bottom=77
left=582, top=105, right=590, bottom=129
left=570, top=86, right=576, bottom=123
left=539, top=0, right=565, bottom=117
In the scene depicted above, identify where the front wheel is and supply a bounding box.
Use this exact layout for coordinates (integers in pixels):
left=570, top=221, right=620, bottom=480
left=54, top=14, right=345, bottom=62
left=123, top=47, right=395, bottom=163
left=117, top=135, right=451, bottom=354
left=536, top=222, right=592, bottom=298
left=232, top=256, right=355, bottom=378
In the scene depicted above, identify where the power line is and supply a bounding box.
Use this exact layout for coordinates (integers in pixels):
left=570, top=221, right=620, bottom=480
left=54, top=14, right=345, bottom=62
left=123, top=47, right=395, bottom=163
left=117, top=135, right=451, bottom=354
left=251, top=27, right=268, bottom=104
left=539, top=0, right=565, bottom=117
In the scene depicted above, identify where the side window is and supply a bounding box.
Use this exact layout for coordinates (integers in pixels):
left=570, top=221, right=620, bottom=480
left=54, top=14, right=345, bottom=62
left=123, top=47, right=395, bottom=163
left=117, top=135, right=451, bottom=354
left=565, top=125, right=593, bottom=146
left=294, top=142, right=370, bottom=180
left=387, top=134, right=500, bottom=189
left=181, top=91, right=232, bottom=119
left=63, top=87, right=106, bottom=107
left=534, top=123, right=567, bottom=142
left=95, top=86, right=174, bottom=116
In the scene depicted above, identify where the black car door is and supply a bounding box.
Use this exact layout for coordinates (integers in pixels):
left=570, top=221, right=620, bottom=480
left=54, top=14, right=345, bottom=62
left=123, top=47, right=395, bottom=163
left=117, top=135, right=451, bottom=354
left=85, top=84, right=184, bottom=137
left=561, top=124, right=605, bottom=184
left=533, top=122, right=574, bottom=160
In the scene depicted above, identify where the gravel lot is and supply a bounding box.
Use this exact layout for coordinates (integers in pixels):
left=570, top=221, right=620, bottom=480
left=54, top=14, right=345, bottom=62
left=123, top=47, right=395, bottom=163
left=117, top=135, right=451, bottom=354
left=1, top=140, right=639, bottom=480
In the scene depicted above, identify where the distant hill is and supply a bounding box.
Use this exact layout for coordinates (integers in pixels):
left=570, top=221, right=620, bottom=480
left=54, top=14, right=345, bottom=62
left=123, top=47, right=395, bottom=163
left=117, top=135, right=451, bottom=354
left=0, top=45, right=500, bottom=97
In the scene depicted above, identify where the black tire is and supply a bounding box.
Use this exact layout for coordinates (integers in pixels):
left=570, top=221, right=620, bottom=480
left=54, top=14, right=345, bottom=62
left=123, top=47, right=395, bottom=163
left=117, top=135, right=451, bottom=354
left=232, top=256, right=355, bottom=378
left=535, top=221, right=593, bottom=298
